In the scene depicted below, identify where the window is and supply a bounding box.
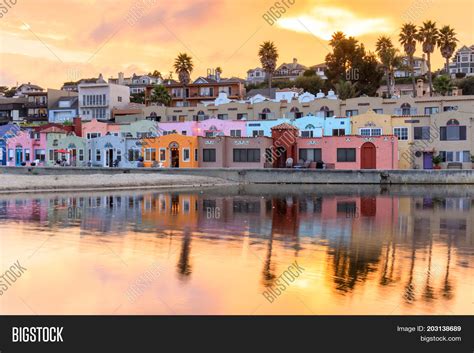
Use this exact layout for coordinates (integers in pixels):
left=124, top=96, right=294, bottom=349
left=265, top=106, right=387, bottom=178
left=203, top=149, right=216, bottom=162
left=394, top=127, right=408, bottom=140
left=301, top=131, right=313, bottom=138
left=194, top=149, right=198, bottom=162
left=414, top=126, right=431, bottom=140
left=237, top=113, right=248, bottom=120
left=8, top=149, right=14, bottom=161
left=345, top=109, right=359, bottom=117
left=24, top=149, right=31, bottom=161
left=96, top=149, right=101, bottom=161
left=205, top=131, right=215, bottom=138
left=359, top=128, right=381, bottom=136
left=230, top=130, right=241, bottom=137
left=440, top=120, right=466, bottom=141
left=332, top=129, right=346, bottom=136
left=400, top=103, right=412, bottom=116
left=443, top=106, right=458, bottom=112
left=145, top=148, right=156, bottom=161
left=159, top=148, right=166, bottom=161
left=128, top=149, right=140, bottom=162
left=424, top=107, right=439, bottom=115
left=79, top=149, right=84, bottom=161
left=183, top=148, right=190, bottom=162
left=181, top=131, right=187, bottom=136
left=252, top=130, right=264, bottom=137
left=233, top=149, right=260, bottom=163
left=217, top=114, right=228, bottom=120
left=373, top=109, right=383, bottom=114
left=299, top=148, right=321, bottom=162
left=87, top=133, right=101, bottom=139
left=118, top=96, right=122, bottom=102
left=439, top=151, right=471, bottom=162
left=34, top=149, right=46, bottom=161
left=337, top=148, right=356, bottom=162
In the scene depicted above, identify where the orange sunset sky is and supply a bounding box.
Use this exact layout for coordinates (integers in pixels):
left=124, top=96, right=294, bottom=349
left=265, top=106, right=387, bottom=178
left=0, top=0, right=473, bottom=88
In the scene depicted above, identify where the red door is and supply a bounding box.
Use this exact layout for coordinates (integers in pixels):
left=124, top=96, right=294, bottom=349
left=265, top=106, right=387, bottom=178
left=361, top=142, right=376, bottom=169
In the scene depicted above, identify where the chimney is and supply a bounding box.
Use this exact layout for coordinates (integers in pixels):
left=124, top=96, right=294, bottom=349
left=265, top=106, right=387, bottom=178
left=118, top=72, right=124, bottom=85
left=416, top=79, right=424, bottom=97
left=293, top=58, right=297, bottom=65
left=73, top=117, right=82, bottom=137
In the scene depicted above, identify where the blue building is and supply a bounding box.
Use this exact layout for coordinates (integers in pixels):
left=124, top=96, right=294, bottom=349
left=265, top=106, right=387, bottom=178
left=245, top=115, right=351, bottom=138
left=0, top=124, right=20, bottom=166
left=48, top=96, right=79, bottom=123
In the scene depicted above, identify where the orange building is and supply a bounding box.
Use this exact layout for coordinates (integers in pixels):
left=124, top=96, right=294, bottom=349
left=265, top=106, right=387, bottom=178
left=142, top=133, right=199, bottom=168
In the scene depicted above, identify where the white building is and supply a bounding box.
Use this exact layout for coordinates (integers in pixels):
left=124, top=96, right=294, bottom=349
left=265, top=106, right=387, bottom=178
left=79, top=74, right=130, bottom=121
left=394, top=56, right=428, bottom=78
left=15, top=83, right=44, bottom=97
left=246, top=68, right=267, bottom=84
left=448, top=45, right=474, bottom=77
left=109, top=72, right=162, bottom=94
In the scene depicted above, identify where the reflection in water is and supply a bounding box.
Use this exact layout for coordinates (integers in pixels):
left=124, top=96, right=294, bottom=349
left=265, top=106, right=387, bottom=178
left=0, top=185, right=472, bottom=315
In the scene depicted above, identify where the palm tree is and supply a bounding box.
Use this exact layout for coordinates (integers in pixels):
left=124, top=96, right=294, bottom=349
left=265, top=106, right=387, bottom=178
left=433, top=75, right=454, bottom=96
left=437, top=25, right=458, bottom=76
left=150, top=84, right=171, bottom=106
left=173, top=53, right=194, bottom=106
left=399, top=23, right=418, bottom=97
left=258, top=41, right=279, bottom=95
left=376, top=36, right=401, bottom=98
left=417, top=21, right=439, bottom=96
left=335, top=79, right=358, bottom=100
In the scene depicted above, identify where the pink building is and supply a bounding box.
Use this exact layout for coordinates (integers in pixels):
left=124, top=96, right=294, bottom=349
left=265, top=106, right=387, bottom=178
left=296, top=135, right=398, bottom=170
left=82, top=118, right=121, bottom=139
left=158, top=119, right=247, bottom=137
left=6, top=130, right=47, bottom=166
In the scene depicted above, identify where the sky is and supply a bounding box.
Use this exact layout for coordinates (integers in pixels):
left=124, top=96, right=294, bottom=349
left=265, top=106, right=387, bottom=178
left=0, top=0, right=473, bottom=89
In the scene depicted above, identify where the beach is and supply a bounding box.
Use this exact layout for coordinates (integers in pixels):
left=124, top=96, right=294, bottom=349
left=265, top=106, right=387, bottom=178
left=0, top=173, right=232, bottom=193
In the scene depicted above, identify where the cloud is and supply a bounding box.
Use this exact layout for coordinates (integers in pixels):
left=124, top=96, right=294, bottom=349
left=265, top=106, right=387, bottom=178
left=277, top=6, right=393, bottom=40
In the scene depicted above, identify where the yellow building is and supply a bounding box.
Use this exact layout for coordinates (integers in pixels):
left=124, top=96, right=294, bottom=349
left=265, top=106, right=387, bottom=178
left=351, top=111, right=431, bottom=169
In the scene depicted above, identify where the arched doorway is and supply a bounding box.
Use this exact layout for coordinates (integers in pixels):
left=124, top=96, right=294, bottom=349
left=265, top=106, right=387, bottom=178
left=361, top=142, right=376, bottom=169
left=169, top=142, right=180, bottom=168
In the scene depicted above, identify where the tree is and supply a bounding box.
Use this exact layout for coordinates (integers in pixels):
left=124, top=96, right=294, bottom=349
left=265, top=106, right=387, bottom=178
left=0, top=86, right=8, bottom=95
left=293, top=75, right=325, bottom=94
left=150, top=85, right=171, bottom=106
left=215, top=67, right=223, bottom=76
left=303, top=69, right=316, bottom=77
left=399, top=23, right=418, bottom=97
left=130, top=91, right=145, bottom=104
left=335, top=79, right=358, bottom=100
left=455, top=76, right=474, bottom=95
left=325, top=32, right=383, bottom=97
left=417, top=21, right=439, bottom=96
left=376, top=36, right=402, bottom=98
left=4, top=88, right=16, bottom=97
left=437, top=25, right=458, bottom=75
left=433, top=75, right=453, bottom=96
left=148, top=70, right=162, bottom=78
left=258, top=41, right=279, bottom=94
left=173, top=53, right=194, bottom=106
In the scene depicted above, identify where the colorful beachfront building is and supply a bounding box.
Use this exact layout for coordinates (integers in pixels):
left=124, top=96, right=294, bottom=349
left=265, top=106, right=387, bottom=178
left=0, top=124, right=20, bottom=166
left=269, top=122, right=398, bottom=170
left=198, top=136, right=273, bottom=168
left=142, top=134, right=199, bottom=168
left=6, top=129, right=47, bottom=166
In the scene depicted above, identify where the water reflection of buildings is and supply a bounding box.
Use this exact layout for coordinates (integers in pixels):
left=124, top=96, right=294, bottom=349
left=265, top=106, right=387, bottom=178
left=0, top=188, right=472, bottom=306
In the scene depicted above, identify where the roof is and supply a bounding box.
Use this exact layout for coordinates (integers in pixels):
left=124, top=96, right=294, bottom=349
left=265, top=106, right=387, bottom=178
left=246, top=88, right=277, bottom=99
left=17, top=83, right=43, bottom=91
left=276, top=60, right=308, bottom=72
left=271, top=122, right=298, bottom=130
left=40, top=126, right=69, bottom=134
left=0, top=123, right=20, bottom=137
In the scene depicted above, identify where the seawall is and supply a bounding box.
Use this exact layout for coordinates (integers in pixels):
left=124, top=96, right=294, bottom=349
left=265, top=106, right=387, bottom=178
left=1, top=167, right=474, bottom=184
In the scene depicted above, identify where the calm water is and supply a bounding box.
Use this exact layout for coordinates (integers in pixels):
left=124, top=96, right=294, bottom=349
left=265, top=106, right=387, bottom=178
left=0, top=185, right=473, bottom=315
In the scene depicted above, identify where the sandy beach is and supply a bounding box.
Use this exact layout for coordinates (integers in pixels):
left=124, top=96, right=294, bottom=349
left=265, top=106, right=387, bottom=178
left=0, top=173, right=233, bottom=193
